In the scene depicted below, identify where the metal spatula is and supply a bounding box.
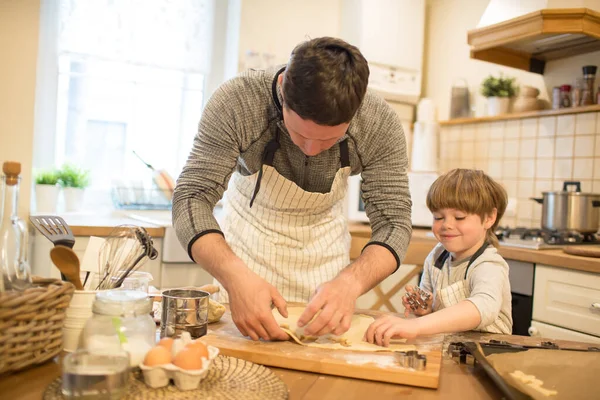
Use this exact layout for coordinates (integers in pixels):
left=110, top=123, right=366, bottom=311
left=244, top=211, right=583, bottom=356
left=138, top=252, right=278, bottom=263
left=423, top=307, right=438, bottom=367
left=29, top=215, right=76, bottom=248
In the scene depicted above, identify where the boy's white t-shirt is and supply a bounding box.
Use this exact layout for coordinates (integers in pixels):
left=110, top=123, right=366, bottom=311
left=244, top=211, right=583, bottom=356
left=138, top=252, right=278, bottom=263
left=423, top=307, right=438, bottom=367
left=420, top=243, right=513, bottom=334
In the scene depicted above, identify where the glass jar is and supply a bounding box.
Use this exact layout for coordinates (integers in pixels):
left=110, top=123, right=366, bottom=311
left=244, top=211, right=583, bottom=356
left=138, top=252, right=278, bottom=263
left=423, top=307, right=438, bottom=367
left=110, top=271, right=153, bottom=293
left=552, top=87, right=561, bottom=109
left=559, top=85, right=571, bottom=108
left=581, top=65, right=597, bottom=106
left=572, top=78, right=583, bottom=107
left=81, top=289, right=155, bottom=367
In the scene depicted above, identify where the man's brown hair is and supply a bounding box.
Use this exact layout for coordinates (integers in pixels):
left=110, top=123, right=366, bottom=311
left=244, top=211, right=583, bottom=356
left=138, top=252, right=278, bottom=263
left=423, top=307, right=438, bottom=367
left=282, top=37, right=369, bottom=126
left=426, top=169, right=508, bottom=247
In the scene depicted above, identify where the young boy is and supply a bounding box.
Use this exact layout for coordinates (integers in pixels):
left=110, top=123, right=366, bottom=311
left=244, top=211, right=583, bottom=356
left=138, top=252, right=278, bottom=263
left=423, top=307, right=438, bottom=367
left=365, top=169, right=512, bottom=346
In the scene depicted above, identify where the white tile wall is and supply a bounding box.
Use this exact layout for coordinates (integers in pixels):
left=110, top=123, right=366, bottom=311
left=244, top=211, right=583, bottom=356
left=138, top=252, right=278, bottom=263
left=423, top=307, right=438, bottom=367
left=505, top=120, right=521, bottom=139
left=490, top=121, right=505, bottom=139
left=573, top=158, right=594, bottom=180
left=519, top=139, right=537, bottom=158
left=575, top=113, right=596, bottom=135
left=504, top=139, right=519, bottom=158
left=554, top=158, right=573, bottom=180
left=536, top=159, right=554, bottom=179
left=519, top=159, right=536, bottom=179
left=536, top=136, right=555, bottom=158
left=539, top=116, right=556, bottom=138
left=555, top=137, right=574, bottom=158
left=521, top=118, right=538, bottom=138
left=439, top=110, right=600, bottom=228
left=574, top=136, right=595, bottom=157
left=557, top=115, right=575, bottom=136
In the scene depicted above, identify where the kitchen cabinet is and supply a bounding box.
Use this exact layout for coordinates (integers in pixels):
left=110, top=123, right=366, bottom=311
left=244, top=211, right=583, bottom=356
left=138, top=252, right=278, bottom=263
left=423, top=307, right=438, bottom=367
left=468, top=8, right=600, bottom=74
left=529, top=320, right=600, bottom=344
left=532, top=264, right=600, bottom=339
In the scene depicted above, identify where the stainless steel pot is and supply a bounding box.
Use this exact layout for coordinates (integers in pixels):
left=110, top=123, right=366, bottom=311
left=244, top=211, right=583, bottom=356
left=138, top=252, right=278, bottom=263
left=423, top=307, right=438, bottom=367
left=531, top=181, right=600, bottom=233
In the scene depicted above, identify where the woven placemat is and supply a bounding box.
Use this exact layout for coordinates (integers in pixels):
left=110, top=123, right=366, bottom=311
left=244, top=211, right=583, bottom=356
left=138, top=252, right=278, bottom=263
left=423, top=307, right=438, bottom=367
left=43, top=355, right=288, bottom=400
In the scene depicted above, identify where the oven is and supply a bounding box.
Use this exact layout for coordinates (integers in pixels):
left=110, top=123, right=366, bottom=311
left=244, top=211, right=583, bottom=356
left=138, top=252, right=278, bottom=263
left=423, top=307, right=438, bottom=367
left=498, top=227, right=600, bottom=341
left=506, top=260, right=534, bottom=336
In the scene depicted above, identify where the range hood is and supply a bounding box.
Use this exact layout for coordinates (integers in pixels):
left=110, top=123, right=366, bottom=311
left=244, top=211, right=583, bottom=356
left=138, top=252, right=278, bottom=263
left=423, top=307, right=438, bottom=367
left=468, top=6, right=600, bottom=74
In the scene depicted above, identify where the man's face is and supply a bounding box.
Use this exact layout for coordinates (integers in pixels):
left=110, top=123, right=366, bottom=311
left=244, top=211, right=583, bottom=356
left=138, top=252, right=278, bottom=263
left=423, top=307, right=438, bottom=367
left=278, top=74, right=349, bottom=156
left=282, top=107, right=348, bottom=156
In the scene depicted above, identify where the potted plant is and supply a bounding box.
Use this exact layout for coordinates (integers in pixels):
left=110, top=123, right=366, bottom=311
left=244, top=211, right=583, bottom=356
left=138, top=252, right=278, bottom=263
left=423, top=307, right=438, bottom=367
left=480, top=74, right=517, bottom=116
left=58, top=163, right=91, bottom=212
left=34, top=168, right=61, bottom=213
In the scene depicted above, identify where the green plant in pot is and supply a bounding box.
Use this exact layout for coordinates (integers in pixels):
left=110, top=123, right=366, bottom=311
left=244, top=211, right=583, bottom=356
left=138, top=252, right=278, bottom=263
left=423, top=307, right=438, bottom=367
left=480, top=74, right=516, bottom=116
left=58, top=163, right=91, bottom=212
left=34, top=168, right=61, bottom=213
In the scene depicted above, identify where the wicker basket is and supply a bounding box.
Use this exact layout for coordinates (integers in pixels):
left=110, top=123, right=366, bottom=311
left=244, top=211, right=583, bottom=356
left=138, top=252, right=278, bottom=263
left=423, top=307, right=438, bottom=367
left=0, top=277, right=75, bottom=374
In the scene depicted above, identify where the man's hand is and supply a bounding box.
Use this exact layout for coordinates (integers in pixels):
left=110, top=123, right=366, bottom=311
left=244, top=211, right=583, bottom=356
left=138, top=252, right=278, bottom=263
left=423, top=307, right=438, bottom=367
left=297, top=274, right=360, bottom=337
left=226, top=269, right=289, bottom=341
left=363, top=315, right=420, bottom=347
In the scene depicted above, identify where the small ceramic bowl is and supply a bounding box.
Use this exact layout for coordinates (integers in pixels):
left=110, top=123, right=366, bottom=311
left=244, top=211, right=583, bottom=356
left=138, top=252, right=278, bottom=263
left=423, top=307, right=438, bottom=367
left=519, top=85, right=540, bottom=98
left=140, top=345, right=219, bottom=391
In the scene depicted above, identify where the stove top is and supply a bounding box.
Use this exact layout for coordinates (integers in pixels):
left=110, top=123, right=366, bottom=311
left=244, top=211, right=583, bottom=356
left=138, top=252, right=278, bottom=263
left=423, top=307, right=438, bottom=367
left=496, top=227, right=600, bottom=250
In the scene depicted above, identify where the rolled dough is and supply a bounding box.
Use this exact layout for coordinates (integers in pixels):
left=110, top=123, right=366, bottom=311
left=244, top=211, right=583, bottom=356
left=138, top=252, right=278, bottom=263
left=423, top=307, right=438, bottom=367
left=273, top=306, right=416, bottom=352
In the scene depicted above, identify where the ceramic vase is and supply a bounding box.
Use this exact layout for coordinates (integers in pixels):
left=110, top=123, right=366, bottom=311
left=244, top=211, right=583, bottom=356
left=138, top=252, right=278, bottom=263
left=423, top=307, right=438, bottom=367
left=486, top=96, right=510, bottom=116
left=35, top=184, right=60, bottom=213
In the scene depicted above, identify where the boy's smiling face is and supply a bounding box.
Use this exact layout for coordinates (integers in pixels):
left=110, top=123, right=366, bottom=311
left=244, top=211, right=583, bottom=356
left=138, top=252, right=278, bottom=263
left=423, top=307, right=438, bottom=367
left=431, top=208, right=496, bottom=260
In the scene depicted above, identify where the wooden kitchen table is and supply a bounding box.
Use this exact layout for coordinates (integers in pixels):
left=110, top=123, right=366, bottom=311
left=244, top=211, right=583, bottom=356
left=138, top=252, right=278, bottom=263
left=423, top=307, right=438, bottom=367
left=11, top=330, right=593, bottom=400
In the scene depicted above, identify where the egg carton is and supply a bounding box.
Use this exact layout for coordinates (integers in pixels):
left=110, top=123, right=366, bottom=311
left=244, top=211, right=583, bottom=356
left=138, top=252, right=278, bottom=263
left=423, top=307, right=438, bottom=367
left=139, top=345, right=220, bottom=391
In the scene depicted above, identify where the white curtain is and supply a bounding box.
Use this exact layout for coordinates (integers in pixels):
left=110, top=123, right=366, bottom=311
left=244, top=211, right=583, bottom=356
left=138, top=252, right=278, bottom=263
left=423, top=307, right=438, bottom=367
left=58, top=0, right=214, bottom=73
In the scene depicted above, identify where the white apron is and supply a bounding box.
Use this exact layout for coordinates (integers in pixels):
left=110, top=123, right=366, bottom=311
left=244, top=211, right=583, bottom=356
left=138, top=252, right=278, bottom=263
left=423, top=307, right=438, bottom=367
left=432, top=242, right=510, bottom=334
left=216, top=130, right=352, bottom=303
left=433, top=242, right=490, bottom=311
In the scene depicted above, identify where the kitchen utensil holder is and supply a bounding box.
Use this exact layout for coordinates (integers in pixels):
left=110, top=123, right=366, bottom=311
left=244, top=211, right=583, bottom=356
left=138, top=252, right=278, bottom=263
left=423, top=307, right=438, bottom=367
left=0, top=276, right=75, bottom=374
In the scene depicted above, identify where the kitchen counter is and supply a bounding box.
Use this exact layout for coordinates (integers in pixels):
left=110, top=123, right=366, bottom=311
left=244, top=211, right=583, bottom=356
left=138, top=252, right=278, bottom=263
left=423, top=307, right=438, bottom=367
left=40, top=213, right=600, bottom=274
left=30, top=212, right=166, bottom=238
left=1, top=331, right=594, bottom=399
left=349, top=223, right=600, bottom=274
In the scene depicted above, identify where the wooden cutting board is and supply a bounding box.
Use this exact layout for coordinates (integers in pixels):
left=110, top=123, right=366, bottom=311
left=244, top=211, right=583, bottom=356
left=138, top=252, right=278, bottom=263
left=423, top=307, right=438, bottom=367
left=563, top=245, right=600, bottom=258
left=202, top=306, right=444, bottom=389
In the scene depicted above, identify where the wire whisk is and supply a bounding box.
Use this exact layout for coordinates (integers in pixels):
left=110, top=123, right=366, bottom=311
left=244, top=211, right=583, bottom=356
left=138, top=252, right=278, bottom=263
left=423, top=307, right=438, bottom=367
left=96, top=225, right=158, bottom=290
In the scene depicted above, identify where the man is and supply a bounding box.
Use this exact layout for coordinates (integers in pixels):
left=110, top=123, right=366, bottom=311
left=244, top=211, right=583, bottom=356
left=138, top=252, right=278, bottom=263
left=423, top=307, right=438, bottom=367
left=173, top=37, right=411, bottom=342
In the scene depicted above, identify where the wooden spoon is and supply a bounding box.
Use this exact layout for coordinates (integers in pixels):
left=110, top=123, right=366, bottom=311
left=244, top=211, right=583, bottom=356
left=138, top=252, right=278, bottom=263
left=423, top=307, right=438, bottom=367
left=50, top=245, right=84, bottom=290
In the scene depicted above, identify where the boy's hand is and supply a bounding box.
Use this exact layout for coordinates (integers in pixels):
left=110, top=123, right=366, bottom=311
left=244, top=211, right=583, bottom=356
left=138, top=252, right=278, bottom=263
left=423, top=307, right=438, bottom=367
left=363, top=315, right=420, bottom=347
left=403, top=285, right=433, bottom=317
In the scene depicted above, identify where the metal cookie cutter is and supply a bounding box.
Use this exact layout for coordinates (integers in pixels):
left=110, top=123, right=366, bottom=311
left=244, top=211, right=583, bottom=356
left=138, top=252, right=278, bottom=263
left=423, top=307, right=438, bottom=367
left=394, top=350, right=427, bottom=370
left=405, top=287, right=432, bottom=311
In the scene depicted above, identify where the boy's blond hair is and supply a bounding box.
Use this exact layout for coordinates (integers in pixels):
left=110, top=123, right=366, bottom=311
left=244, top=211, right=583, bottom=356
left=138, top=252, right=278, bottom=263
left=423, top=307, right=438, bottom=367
left=426, top=169, right=507, bottom=247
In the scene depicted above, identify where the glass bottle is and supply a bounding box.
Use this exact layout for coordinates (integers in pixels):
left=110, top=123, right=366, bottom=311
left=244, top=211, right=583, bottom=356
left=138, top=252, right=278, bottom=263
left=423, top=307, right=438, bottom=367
left=0, top=161, right=32, bottom=291
left=581, top=65, right=597, bottom=106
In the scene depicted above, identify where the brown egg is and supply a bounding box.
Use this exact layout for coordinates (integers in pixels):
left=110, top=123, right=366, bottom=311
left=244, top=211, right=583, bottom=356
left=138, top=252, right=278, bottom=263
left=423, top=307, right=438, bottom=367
left=173, top=346, right=204, bottom=370
left=143, top=345, right=172, bottom=367
left=185, top=340, right=209, bottom=360
left=157, top=337, right=174, bottom=351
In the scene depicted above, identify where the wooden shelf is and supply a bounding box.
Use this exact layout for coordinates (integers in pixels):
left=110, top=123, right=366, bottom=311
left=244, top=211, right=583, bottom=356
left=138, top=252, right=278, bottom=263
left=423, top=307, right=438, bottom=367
left=440, top=104, right=600, bottom=126
left=468, top=8, right=600, bottom=74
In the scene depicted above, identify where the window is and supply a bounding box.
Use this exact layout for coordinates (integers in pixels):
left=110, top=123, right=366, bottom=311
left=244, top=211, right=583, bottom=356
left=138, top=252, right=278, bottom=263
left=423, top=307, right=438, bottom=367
left=34, top=0, right=221, bottom=210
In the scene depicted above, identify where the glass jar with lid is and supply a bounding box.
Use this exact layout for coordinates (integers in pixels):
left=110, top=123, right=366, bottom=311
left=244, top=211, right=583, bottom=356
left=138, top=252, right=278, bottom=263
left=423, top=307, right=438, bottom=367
left=581, top=65, right=597, bottom=106
left=81, top=289, right=155, bottom=367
